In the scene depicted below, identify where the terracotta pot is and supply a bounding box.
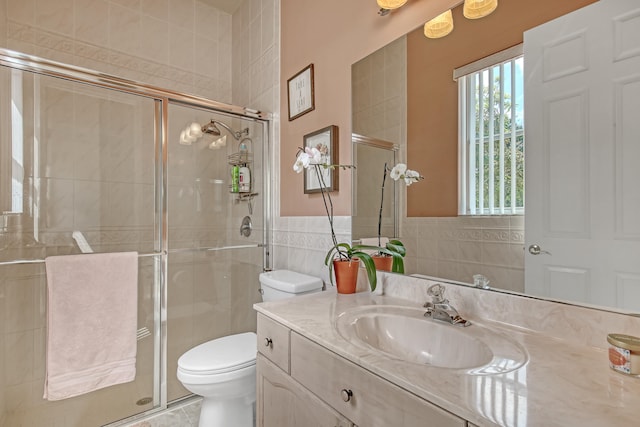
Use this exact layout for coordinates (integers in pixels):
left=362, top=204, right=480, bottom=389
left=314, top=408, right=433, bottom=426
left=372, top=255, right=393, bottom=272
left=332, top=259, right=359, bottom=294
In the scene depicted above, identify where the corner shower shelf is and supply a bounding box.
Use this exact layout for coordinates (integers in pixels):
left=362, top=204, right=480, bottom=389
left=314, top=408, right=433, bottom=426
left=228, top=149, right=254, bottom=198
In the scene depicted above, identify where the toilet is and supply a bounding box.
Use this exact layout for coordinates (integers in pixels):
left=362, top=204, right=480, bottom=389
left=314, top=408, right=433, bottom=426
left=176, top=269, right=323, bottom=427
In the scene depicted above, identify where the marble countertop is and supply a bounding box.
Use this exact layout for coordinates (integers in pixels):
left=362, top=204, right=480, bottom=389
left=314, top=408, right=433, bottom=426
left=254, top=290, right=640, bottom=427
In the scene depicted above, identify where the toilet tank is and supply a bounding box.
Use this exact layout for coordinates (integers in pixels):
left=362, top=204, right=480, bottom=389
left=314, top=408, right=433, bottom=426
left=259, top=270, right=323, bottom=301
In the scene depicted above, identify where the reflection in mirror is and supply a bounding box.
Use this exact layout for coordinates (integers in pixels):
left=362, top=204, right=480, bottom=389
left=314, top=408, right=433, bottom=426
left=351, top=0, right=640, bottom=314
left=351, top=134, right=398, bottom=242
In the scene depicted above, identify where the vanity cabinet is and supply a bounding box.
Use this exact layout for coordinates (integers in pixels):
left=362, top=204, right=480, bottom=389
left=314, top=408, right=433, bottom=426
left=256, top=314, right=469, bottom=427
left=256, top=354, right=352, bottom=427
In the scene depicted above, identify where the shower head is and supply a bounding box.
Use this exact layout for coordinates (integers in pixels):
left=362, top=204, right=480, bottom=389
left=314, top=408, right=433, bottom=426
left=202, top=119, right=249, bottom=141
left=201, top=120, right=222, bottom=136
left=179, top=120, right=249, bottom=146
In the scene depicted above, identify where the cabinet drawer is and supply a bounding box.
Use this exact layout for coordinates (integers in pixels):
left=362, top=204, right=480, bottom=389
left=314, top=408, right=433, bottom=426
left=291, top=332, right=466, bottom=427
left=257, top=313, right=290, bottom=373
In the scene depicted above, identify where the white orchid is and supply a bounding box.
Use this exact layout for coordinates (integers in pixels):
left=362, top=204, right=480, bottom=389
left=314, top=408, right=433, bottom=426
left=293, top=147, right=325, bottom=173
left=389, top=163, right=423, bottom=185
left=293, top=152, right=310, bottom=173
left=404, top=169, right=421, bottom=186
left=389, top=163, right=406, bottom=180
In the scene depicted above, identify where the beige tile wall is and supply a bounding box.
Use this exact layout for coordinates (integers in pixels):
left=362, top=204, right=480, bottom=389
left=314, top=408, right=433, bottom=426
left=4, top=0, right=233, bottom=101
left=402, top=216, right=525, bottom=292
left=352, top=35, right=406, bottom=147
left=272, top=215, right=351, bottom=287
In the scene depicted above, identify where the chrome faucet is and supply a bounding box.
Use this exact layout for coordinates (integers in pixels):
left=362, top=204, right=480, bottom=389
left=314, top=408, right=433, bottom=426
left=423, top=284, right=471, bottom=327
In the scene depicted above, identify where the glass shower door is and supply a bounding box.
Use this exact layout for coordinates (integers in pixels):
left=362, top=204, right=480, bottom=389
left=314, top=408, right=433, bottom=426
left=165, top=103, right=267, bottom=403
left=0, top=66, right=161, bottom=426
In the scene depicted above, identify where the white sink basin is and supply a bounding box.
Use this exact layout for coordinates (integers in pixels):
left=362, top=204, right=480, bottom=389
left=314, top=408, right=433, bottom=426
left=336, top=305, right=527, bottom=374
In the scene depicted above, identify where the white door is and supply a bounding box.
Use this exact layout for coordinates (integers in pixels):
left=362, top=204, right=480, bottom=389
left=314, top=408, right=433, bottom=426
left=524, top=0, right=640, bottom=311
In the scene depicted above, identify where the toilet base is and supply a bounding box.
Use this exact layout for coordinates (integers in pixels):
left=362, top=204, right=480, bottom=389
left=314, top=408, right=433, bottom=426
left=198, top=395, right=255, bottom=427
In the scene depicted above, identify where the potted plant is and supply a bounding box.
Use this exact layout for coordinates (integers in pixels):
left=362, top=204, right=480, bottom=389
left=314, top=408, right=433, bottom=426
left=293, top=146, right=384, bottom=293
left=324, top=242, right=380, bottom=294
left=371, top=162, right=423, bottom=273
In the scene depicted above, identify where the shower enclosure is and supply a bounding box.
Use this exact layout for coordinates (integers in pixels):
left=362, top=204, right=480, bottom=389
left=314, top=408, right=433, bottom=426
left=0, top=49, right=270, bottom=426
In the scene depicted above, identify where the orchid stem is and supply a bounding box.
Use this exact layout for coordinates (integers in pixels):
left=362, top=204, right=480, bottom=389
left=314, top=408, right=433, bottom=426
left=378, top=162, right=388, bottom=249
left=313, top=165, right=343, bottom=259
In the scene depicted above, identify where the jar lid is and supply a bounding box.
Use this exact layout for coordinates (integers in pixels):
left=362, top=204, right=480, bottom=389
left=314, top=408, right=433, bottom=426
left=607, top=334, right=640, bottom=352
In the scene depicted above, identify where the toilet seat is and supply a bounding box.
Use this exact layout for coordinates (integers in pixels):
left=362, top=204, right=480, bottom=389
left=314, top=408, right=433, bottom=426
left=177, top=332, right=257, bottom=376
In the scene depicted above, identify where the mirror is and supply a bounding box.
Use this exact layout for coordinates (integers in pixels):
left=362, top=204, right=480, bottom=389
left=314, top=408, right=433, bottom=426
left=351, top=0, right=640, bottom=313
left=352, top=134, right=399, bottom=242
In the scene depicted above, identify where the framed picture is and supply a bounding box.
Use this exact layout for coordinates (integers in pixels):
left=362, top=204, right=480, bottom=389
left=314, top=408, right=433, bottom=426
left=303, top=125, right=339, bottom=194
left=287, top=64, right=315, bottom=121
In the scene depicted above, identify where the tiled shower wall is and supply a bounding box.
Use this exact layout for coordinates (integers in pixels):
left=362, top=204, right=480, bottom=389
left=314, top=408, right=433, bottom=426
left=2, top=0, right=234, bottom=101
left=0, top=0, right=275, bottom=114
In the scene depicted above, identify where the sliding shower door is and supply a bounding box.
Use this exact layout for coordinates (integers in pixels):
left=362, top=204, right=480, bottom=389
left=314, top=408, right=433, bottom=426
left=0, top=48, right=271, bottom=426
left=0, top=66, right=162, bottom=425
left=166, top=104, right=267, bottom=402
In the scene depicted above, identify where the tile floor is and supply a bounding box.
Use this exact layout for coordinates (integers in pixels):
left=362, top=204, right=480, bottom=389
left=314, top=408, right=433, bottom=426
left=124, top=398, right=202, bottom=427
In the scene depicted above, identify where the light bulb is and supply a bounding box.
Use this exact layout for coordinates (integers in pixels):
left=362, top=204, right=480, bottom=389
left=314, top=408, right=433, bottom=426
left=187, top=122, right=203, bottom=139
left=424, top=9, right=454, bottom=39
left=463, top=0, right=498, bottom=19
left=179, top=130, right=194, bottom=145
left=376, top=0, right=407, bottom=10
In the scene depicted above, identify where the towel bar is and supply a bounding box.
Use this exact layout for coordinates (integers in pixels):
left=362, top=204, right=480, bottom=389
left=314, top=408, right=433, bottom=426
left=0, top=243, right=266, bottom=266
left=0, top=251, right=164, bottom=266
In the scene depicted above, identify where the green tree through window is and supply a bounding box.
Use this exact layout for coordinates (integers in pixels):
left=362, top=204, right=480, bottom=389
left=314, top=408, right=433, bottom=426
left=460, top=54, right=524, bottom=215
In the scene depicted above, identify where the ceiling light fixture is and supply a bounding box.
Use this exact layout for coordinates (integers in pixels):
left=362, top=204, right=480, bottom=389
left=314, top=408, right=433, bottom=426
left=376, top=0, right=408, bottom=10
left=463, top=0, right=498, bottom=19
left=423, top=9, right=454, bottom=39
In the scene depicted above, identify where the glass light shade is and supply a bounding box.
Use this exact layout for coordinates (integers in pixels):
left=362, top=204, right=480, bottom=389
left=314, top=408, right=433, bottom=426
left=377, top=0, right=408, bottom=10
left=463, top=0, right=498, bottom=19
left=424, top=10, right=454, bottom=39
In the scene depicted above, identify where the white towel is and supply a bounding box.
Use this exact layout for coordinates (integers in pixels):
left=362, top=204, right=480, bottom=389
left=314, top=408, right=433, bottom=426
left=44, top=252, right=138, bottom=400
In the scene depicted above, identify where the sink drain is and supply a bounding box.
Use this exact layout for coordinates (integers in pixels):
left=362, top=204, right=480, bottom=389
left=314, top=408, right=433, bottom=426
left=136, top=397, right=153, bottom=406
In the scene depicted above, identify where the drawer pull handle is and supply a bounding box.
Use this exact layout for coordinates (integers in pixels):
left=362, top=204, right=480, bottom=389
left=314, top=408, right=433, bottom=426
left=340, top=389, right=353, bottom=402
left=264, top=337, right=273, bottom=348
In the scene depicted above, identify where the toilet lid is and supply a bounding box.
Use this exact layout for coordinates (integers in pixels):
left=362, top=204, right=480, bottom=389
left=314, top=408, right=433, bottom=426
left=178, top=332, right=257, bottom=375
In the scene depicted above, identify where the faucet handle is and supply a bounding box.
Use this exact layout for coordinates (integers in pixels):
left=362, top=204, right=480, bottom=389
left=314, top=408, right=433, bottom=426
left=427, top=283, right=446, bottom=304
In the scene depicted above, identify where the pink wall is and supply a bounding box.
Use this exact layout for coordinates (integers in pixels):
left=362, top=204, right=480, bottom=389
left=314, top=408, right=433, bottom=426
left=280, top=0, right=460, bottom=216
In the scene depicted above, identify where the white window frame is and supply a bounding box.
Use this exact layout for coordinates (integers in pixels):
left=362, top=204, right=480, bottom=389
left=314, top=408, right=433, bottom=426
left=456, top=44, right=525, bottom=216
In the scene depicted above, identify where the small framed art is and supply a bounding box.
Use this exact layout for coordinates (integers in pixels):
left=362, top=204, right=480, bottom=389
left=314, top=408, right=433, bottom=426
left=303, top=125, right=339, bottom=194
left=287, top=64, right=315, bottom=121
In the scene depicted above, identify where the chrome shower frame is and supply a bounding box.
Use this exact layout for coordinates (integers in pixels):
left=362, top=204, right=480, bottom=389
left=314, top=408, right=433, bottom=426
left=0, top=47, right=273, bottom=425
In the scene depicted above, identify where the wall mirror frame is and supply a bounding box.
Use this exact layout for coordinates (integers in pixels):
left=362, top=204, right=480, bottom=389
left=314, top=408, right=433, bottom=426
left=351, top=0, right=640, bottom=315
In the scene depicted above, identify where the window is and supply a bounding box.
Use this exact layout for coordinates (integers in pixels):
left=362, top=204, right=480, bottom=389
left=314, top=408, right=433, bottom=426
left=457, top=45, right=524, bottom=215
